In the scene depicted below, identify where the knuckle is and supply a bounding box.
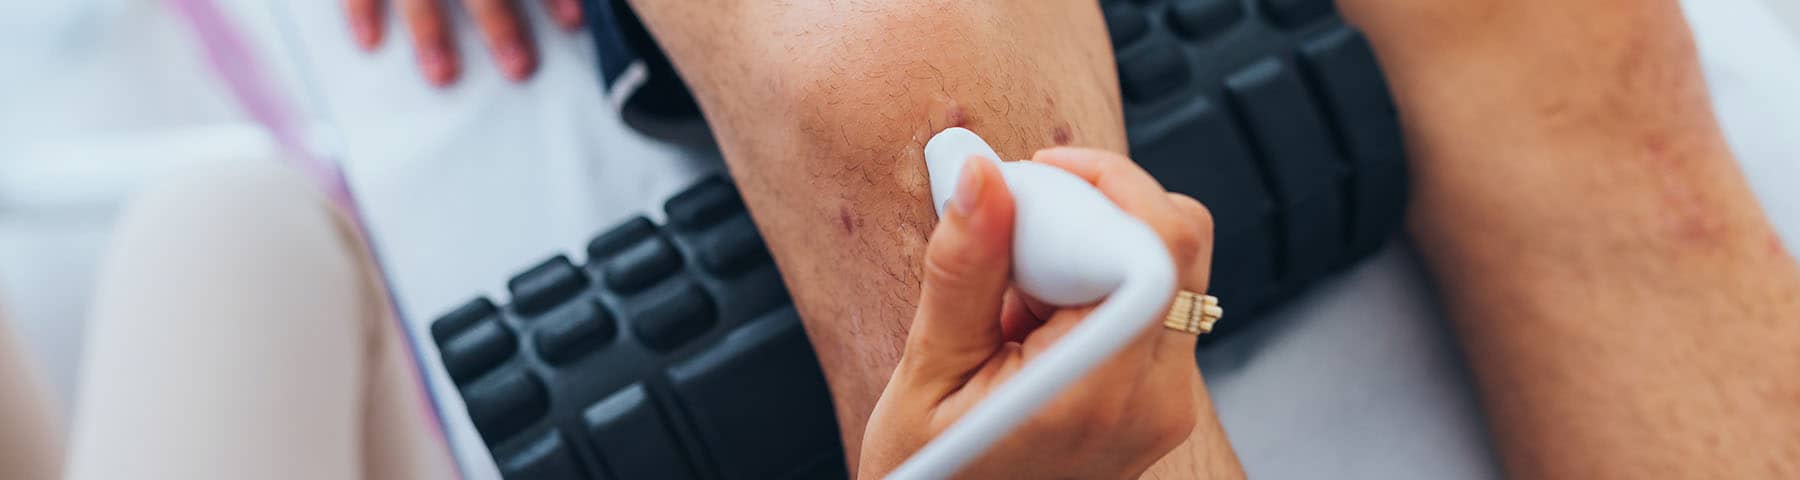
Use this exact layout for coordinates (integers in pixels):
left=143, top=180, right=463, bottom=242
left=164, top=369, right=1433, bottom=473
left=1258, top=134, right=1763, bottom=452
left=1154, top=219, right=1202, bottom=267
left=922, top=241, right=982, bottom=289
left=1176, top=195, right=1216, bottom=239
left=1167, top=195, right=1214, bottom=236
left=1164, top=195, right=1214, bottom=262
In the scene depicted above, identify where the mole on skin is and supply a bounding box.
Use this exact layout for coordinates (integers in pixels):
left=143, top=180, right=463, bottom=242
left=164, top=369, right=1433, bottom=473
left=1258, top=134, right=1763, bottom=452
left=944, top=102, right=968, bottom=129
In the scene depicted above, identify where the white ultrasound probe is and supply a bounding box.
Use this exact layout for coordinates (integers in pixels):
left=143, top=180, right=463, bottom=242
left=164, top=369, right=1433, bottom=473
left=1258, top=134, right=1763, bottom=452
left=888, top=128, right=1178, bottom=479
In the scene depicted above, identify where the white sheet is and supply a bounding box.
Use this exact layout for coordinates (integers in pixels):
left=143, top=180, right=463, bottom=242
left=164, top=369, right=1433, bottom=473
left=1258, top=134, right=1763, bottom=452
left=277, top=0, right=1800, bottom=477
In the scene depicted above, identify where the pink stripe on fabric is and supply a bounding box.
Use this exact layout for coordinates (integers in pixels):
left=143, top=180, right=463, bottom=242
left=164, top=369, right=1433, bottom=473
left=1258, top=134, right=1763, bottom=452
left=160, top=0, right=458, bottom=472
left=161, top=0, right=350, bottom=208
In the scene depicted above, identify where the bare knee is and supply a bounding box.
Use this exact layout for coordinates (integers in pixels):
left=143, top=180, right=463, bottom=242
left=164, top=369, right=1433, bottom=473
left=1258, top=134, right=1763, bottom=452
left=98, top=159, right=368, bottom=335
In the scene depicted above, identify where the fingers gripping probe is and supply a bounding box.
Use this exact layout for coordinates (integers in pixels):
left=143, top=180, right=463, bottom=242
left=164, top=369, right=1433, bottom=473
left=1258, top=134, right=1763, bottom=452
left=890, top=128, right=1178, bottom=479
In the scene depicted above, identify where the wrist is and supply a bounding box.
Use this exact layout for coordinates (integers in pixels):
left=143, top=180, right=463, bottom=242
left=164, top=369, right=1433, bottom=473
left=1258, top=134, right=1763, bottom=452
left=1138, top=381, right=1243, bottom=480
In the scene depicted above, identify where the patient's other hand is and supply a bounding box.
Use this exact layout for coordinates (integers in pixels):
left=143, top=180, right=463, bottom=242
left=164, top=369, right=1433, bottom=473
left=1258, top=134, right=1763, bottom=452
left=340, top=0, right=583, bottom=86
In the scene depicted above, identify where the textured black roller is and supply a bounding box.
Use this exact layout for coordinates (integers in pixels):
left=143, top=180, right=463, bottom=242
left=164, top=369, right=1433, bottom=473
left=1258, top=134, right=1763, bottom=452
left=433, top=179, right=844, bottom=479
left=1107, top=0, right=1407, bottom=336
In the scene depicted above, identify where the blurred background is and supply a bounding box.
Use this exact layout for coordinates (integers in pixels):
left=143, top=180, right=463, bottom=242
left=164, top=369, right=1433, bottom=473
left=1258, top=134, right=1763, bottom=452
left=2, top=0, right=1799, bottom=441
left=0, top=0, right=712, bottom=432
left=0, top=0, right=302, bottom=418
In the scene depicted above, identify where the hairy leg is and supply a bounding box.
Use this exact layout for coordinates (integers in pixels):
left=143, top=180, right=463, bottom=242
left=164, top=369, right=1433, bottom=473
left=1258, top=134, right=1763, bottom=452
left=628, top=1, right=1238, bottom=475
left=629, top=0, right=1122, bottom=450
left=1341, top=0, right=1800, bottom=476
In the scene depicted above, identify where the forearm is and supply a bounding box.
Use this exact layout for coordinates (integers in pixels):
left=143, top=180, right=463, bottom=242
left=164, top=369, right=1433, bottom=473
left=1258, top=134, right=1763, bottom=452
left=1343, top=0, right=1800, bottom=476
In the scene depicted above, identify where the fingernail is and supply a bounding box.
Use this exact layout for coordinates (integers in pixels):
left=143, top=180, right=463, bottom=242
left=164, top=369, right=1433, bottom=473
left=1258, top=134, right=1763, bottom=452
left=353, top=20, right=377, bottom=49
left=948, top=160, right=985, bottom=218
left=418, top=48, right=454, bottom=86
left=498, top=43, right=533, bottom=80
left=554, top=1, right=584, bottom=28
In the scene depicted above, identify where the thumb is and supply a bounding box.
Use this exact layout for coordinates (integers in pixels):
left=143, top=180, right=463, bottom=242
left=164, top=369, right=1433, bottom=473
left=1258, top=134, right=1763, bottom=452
left=904, top=157, right=1016, bottom=386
